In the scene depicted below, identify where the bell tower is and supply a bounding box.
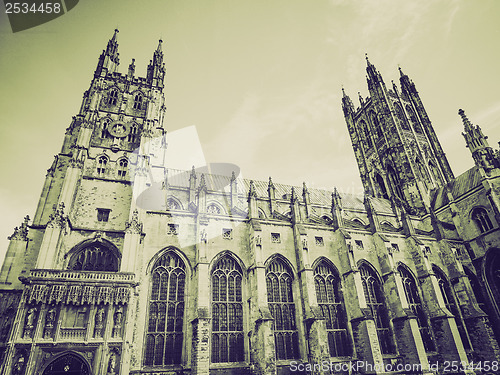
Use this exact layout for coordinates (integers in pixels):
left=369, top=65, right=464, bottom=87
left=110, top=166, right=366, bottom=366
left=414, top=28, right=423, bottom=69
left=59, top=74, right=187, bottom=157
left=342, top=57, right=454, bottom=214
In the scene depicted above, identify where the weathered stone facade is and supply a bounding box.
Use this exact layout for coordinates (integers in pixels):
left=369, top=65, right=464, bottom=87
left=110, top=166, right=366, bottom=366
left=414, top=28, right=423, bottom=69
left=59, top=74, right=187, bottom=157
left=0, top=31, right=499, bottom=375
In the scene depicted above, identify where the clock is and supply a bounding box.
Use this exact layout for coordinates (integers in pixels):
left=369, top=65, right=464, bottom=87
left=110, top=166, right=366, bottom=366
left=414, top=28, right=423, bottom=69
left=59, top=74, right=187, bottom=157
left=107, top=121, right=130, bottom=138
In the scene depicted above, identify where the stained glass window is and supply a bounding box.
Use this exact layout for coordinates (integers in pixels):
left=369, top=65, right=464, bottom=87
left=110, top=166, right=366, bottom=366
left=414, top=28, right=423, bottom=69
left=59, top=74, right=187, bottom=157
left=117, top=159, right=128, bottom=178
left=97, top=156, right=108, bottom=177
left=266, top=258, right=299, bottom=360
left=108, top=90, right=118, bottom=106
left=359, top=264, right=395, bottom=354
left=314, top=260, right=351, bottom=357
left=133, top=94, right=143, bottom=110
left=398, top=266, right=436, bottom=352
left=144, top=252, right=186, bottom=366
left=211, top=256, right=244, bottom=363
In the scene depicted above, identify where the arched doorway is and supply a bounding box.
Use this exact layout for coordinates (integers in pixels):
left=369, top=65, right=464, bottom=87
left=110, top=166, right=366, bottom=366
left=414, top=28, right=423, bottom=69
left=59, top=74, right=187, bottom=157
left=42, top=352, right=90, bottom=375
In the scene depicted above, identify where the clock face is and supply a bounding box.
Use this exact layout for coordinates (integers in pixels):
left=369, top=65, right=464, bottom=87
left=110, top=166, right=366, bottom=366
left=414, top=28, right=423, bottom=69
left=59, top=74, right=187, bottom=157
left=107, top=121, right=130, bottom=138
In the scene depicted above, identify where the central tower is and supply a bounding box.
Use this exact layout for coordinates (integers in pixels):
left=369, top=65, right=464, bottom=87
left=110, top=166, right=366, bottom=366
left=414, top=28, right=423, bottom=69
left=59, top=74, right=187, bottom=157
left=342, top=57, right=454, bottom=213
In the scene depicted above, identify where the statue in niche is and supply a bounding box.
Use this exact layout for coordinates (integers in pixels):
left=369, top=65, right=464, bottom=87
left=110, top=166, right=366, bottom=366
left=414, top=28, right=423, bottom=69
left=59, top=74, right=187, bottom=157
left=44, top=306, right=56, bottom=338
left=94, top=306, right=105, bottom=337
left=108, top=351, right=117, bottom=374
left=12, top=354, right=25, bottom=375
left=23, top=307, right=37, bottom=338
left=113, top=306, right=123, bottom=337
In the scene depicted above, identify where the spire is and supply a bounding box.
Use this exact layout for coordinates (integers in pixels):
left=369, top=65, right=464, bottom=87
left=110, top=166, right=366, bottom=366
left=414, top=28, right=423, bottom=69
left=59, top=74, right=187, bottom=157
left=398, top=66, right=417, bottom=94
left=460, top=109, right=498, bottom=170
left=147, top=39, right=166, bottom=87
left=365, top=54, right=382, bottom=84
left=459, top=108, right=474, bottom=132
left=341, top=87, right=355, bottom=115
left=95, top=29, right=120, bottom=77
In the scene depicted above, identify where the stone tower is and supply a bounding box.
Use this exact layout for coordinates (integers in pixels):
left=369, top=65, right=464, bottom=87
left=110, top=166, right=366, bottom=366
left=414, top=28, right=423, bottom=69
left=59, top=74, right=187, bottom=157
left=342, top=57, right=454, bottom=214
left=0, top=30, right=167, bottom=374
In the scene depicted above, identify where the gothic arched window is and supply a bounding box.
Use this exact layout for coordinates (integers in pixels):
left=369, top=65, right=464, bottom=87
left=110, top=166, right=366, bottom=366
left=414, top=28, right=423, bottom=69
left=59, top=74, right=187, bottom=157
left=471, top=207, right=493, bottom=233
left=428, top=161, right=443, bottom=186
left=133, top=94, right=143, bottom=110
left=68, top=242, right=119, bottom=271
left=387, top=165, right=403, bottom=200
left=128, top=124, right=138, bottom=143
left=359, top=264, right=395, bottom=354
left=144, top=252, right=186, bottom=366
left=100, top=118, right=111, bottom=139
left=359, top=120, right=372, bottom=148
left=370, top=111, right=383, bottom=138
left=433, top=266, right=471, bottom=350
left=394, top=103, right=410, bottom=131
left=314, top=260, right=351, bottom=357
left=211, top=256, right=244, bottom=363
left=398, top=266, right=436, bottom=352
left=96, top=156, right=108, bottom=177
left=406, top=105, right=423, bottom=134
left=117, top=159, right=128, bottom=178
left=464, top=267, right=487, bottom=313
left=266, top=258, right=299, bottom=360
left=375, top=173, right=388, bottom=199
left=166, top=198, right=180, bottom=210
left=207, top=204, right=221, bottom=215
left=108, top=89, right=118, bottom=106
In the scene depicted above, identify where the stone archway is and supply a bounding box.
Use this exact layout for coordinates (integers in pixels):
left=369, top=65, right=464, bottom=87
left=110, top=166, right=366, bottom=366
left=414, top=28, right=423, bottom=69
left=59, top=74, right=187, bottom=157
left=41, top=352, right=90, bottom=375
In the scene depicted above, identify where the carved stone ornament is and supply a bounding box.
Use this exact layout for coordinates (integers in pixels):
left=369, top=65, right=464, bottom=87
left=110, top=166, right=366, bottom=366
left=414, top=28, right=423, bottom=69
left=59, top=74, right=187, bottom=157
left=25, top=283, right=131, bottom=306
left=47, top=203, right=68, bottom=229
left=125, top=209, right=143, bottom=234
left=8, top=215, right=30, bottom=241
left=107, top=121, right=130, bottom=138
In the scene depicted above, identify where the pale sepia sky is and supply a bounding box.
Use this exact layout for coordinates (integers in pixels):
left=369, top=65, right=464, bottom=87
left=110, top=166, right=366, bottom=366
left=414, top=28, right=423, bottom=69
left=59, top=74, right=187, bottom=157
left=0, top=0, right=499, bottom=263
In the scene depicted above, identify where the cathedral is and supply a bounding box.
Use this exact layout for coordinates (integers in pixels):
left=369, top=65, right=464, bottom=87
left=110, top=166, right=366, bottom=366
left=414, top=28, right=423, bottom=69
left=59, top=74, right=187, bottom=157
left=0, top=30, right=499, bottom=375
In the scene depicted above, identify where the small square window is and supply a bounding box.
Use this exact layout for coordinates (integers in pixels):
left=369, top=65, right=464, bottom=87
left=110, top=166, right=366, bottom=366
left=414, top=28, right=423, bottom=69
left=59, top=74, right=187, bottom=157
left=391, top=243, right=400, bottom=252
left=355, top=240, right=363, bottom=250
left=271, top=233, right=281, bottom=243
left=315, top=236, right=324, bottom=246
left=97, top=208, right=111, bottom=222
left=222, top=228, right=232, bottom=240
left=167, top=224, right=179, bottom=235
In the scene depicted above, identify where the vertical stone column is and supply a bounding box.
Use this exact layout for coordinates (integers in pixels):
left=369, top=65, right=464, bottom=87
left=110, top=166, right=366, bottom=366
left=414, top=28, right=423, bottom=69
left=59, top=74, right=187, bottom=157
left=191, top=210, right=210, bottom=375
left=291, top=198, right=329, bottom=373
left=248, top=218, right=276, bottom=375
left=378, top=237, right=431, bottom=373
left=120, top=210, right=142, bottom=272
left=447, top=247, right=500, bottom=362
left=36, top=203, right=67, bottom=269
left=340, top=234, right=385, bottom=370
left=410, top=240, right=473, bottom=373
left=1, top=218, right=30, bottom=288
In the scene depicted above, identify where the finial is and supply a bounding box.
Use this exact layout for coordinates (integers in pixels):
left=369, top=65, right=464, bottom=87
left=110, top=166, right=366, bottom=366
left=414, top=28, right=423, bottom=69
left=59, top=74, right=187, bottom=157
left=157, top=39, right=163, bottom=50
left=249, top=180, right=257, bottom=198
left=291, top=187, right=297, bottom=202
left=112, top=29, right=119, bottom=40
left=342, top=86, right=346, bottom=97
left=458, top=109, right=473, bottom=130
left=199, top=173, right=206, bottom=188
left=231, top=171, right=236, bottom=182
left=268, top=177, right=274, bottom=188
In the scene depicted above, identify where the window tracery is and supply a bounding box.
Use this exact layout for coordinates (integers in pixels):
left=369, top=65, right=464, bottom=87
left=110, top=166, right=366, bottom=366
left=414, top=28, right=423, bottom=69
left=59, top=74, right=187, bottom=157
left=472, top=207, right=493, bottom=233
left=68, top=243, right=119, bottom=272
left=314, top=260, right=351, bottom=357
left=266, top=258, right=299, bottom=359
left=166, top=198, right=180, bottom=210
left=133, top=94, right=143, bottom=110
left=434, top=267, right=472, bottom=350
left=359, top=264, right=395, bottom=354
left=108, top=89, right=118, bottom=106
left=207, top=204, right=221, bottom=215
left=117, top=159, right=128, bottom=178
left=211, top=256, right=244, bottom=363
left=96, top=156, right=108, bottom=177
left=398, top=266, right=435, bottom=352
left=144, top=252, right=186, bottom=366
